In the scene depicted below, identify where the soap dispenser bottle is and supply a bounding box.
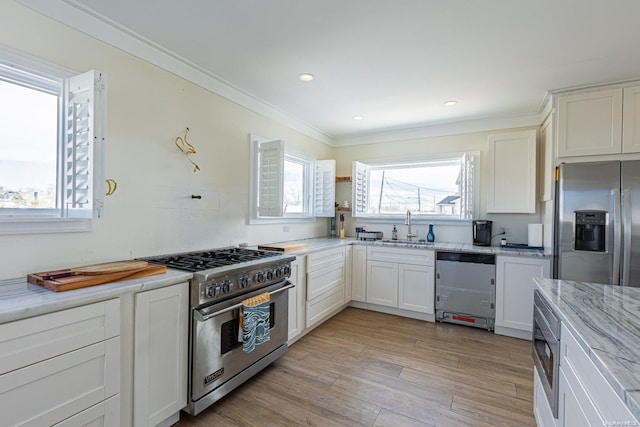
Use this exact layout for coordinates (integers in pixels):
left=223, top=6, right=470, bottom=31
left=392, top=225, right=398, bottom=240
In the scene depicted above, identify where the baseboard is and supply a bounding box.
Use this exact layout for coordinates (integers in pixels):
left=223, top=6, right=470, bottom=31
left=348, top=301, right=435, bottom=322
left=494, top=325, right=532, bottom=340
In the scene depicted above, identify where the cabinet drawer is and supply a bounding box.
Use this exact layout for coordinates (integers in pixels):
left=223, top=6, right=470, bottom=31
left=367, top=246, right=434, bottom=265
left=307, top=263, right=344, bottom=301
left=307, top=247, right=345, bottom=273
left=53, top=394, right=120, bottom=427
left=0, top=337, right=120, bottom=427
left=306, top=286, right=344, bottom=328
left=561, top=324, right=635, bottom=422
left=0, top=299, right=120, bottom=375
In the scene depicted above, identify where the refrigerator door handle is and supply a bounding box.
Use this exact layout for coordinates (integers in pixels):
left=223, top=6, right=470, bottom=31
left=622, top=188, right=632, bottom=286
left=613, top=188, right=622, bottom=285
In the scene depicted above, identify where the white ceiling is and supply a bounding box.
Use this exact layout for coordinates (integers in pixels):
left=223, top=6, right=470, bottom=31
left=21, top=0, right=640, bottom=144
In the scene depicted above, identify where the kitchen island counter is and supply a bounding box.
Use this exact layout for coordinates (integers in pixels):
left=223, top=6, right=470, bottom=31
left=534, top=277, right=640, bottom=420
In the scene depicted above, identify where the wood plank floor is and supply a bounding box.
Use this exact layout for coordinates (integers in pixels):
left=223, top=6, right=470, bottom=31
left=175, top=307, right=535, bottom=427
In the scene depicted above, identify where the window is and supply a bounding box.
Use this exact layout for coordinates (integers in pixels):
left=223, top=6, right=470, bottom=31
left=249, top=135, right=335, bottom=222
left=0, top=49, right=106, bottom=234
left=352, top=153, right=478, bottom=220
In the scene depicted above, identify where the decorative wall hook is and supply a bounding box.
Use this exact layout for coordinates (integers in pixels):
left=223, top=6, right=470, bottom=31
left=175, top=127, right=201, bottom=173
left=105, top=179, right=117, bottom=196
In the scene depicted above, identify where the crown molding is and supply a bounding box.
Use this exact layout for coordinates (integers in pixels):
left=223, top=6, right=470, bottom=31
left=17, top=0, right=550, bottom=149
left=332, top=113, right=542, bottom=147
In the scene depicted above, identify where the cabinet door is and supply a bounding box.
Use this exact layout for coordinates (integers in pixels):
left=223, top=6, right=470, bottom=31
left=623, top=85, right=640, bottom=153
left=288, top=256, right=306, bottom=341
left=352, top=245, right=367, bottom=302
left=539, top=114, right=554, bottom=202
left=495, top=256, right=550, bottom=333
left=344, top=245, right=353, bottom=302
left=398, top=264, right=434, bottom=314
left=557, top=89, right=623, bottom=157
left=558, top=367, right=598, bottom=427
left=134, top=282, right=189, bottom=427
left=366, top=261, right=398, bottom=307
left=487, top=130, right=537, bottom=213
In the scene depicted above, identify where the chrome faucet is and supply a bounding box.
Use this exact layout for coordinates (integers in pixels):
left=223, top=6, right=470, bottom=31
left=405, top=210, right=417, bottom=241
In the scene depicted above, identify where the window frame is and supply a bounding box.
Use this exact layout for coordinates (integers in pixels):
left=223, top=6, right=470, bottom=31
left=0, top=47, right=105, bottom=235
left=248, top=135, right=335, bottom=224
left=352, top=152, right=479, bottom=223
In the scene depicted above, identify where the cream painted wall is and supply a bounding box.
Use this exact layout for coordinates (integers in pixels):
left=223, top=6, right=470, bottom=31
left=334, top=128, right=543, bottom=245
left=0, top=2, right=333, bottom=280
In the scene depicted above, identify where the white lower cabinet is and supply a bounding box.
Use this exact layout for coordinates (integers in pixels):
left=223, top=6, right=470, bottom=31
left=495, top=256, right=550, bottom=339
left=351, top=244, right=367, bottom=302
left=306, top=247, right=346, bottom=328
left=0, top=299, right=121, bottom=427
left=398, top=263, right=434, bottom=314
left=367, top=260, right=398, bottom=307
left=533, top=366, right=557, bottom=427
left=365, top=246, right=435, bottom=316
left=288, top=255, right=306, bottom=342
left=558, top=324, right=637, bottom=426
left=134, top=282, right=189, bottom=427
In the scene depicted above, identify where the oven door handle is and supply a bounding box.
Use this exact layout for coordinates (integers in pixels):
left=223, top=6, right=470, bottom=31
left=194, top=282, right=294, bottom=322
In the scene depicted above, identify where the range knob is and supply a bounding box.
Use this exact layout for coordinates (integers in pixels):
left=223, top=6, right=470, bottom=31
left=266, top=269, right=274, bottom=281
left=283, top=265, right=291, bottom=277
left=255, top=271, right=265, bottom=283
left=221, top=280, right=233, bottom=294
left=205, top=284, right=221, bottom=298
left=238, top=274, right=250, bottom=288
left=275, top=267, right=283, bottom=279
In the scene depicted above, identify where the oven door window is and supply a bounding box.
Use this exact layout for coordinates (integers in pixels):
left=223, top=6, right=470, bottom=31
left=220, top=303, right=276, bottom=354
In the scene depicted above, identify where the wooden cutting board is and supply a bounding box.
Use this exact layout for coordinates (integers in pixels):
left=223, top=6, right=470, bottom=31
left=258, top=242, right=309, bottom=252
left=28, top=263, right=167, bottom=292
left=70, top=260, right=149, bottom=275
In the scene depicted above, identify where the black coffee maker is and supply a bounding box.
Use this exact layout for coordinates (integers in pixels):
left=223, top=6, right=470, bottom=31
left=472, top=220, right=493, bottom=246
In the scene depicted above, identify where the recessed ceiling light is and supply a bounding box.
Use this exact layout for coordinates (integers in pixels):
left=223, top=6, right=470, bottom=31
left=352, top=115, right=363, bottom=120
left=443, top=100, right=458, bottom=107
left=298, top=73, right=314, bottom=82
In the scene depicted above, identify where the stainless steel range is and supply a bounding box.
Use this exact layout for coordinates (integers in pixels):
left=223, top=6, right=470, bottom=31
left=140, top=247, right=295, bottom=415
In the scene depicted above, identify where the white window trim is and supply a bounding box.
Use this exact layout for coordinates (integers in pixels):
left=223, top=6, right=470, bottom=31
left=0, top=47, right=105, bottom=235
left=248, top=135, right=335, bottom=224
left=352, top=152, right=480, bottom=223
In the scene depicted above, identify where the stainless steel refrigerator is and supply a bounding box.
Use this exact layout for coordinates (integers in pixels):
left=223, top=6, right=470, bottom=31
left=554, top=161, right=640, bottom=287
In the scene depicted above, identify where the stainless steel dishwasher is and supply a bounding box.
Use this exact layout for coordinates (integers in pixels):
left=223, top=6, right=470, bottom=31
left=435, top=251, right=496, bottom=330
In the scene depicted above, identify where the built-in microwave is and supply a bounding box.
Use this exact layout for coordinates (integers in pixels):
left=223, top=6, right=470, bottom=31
left=532, top=289, right=561, bottom=418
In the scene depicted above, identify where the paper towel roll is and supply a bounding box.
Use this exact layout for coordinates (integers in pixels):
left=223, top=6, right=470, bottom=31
left=528, top=224, right=543, bottom=247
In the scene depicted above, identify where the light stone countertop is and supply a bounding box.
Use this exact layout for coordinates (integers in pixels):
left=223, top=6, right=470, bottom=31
left=0, top=269, right=192, bottom=324
left=267, top=236, right=552, bottom=259
left=534, top=277, right=640, bottom=420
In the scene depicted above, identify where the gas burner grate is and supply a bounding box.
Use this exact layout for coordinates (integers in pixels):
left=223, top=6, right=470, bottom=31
left=140, top=248, right=281, bottom=272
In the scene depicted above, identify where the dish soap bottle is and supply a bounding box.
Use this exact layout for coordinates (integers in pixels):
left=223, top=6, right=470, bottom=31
left=392, top=225, right=398, bottom=240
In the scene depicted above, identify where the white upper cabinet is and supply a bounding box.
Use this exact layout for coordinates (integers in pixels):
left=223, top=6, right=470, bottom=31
left=487, top=129, right=537, bottom=213
left=623, top=85, right=640, bottom=153
left=557, top=88, right=623, bottom=157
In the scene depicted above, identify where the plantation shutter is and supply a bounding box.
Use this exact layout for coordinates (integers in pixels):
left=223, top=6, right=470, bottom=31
left=257, top=139, right=284, bottom=217
left=460, top=153, right=474, bottom=219
left=314, top=159, right=336, bottom=217
left=63, top=70, right=106, bottom=219
left=352, top=161, right=368, bottom=217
